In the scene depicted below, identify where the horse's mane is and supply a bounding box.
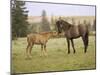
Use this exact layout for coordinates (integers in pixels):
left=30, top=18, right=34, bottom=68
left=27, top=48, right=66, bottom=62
left=60, top=20, right=72, bottom=29
left=61, top=20, right=72, bottom=26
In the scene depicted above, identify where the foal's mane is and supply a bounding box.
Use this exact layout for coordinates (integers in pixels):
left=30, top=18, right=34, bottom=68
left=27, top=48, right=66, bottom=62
left=39, top=31, right=52, bottom=35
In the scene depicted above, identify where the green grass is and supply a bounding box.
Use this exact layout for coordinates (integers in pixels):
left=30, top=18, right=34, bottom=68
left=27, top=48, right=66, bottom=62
left=12, top=36, right=96, bottom=74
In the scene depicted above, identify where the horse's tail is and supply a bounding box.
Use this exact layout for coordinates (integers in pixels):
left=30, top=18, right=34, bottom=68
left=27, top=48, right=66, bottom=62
left=86, top=25, right=89, bottom=46
left=84, top=25, right=89, bottom=53
left=85, top=30, right=89, bottom=47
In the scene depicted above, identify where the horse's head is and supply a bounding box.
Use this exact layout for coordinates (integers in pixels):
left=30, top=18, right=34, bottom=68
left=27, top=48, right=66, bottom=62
left=56, top=19, right=71, bottom=35
left=56, top=20, right=63, bottom=34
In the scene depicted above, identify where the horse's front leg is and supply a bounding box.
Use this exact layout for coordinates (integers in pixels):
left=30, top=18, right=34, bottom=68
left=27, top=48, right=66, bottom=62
left=71, top=39, right=76, bottom=53
left=67, top=38, right=70, bottom=54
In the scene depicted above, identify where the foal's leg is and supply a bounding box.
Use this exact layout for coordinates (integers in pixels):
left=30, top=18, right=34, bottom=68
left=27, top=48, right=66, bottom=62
left=26, top=43, right=30, bottom=57
left=71, top=39, right=76, bottom=53
left=67, top=38, right=70, bottom=54
left=44, top=44, right=47, bottom=56
left=41, top=44, right=43, bottom=56
left=29, top=43, right=33, bottom=56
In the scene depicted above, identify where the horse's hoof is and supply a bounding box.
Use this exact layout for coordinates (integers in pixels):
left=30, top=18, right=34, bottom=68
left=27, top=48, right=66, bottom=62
left=68, top=52, right=70, bottom=54
left=73, top=51, right=76, bottom=54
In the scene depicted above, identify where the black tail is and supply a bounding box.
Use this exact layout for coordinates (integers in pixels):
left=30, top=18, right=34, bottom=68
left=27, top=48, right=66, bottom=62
left=85, top=31, right=89, bottom=47
left=82, top=25, right=89, bottom=53
left=84, top=26, right=89, bottom=53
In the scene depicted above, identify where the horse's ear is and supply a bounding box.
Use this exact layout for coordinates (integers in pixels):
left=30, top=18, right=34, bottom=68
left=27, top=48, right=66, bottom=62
left=56, top=21, right=58, bottom=25
left=55, top=21, right=59, bottom=28
left=68, top=25, right=71, bottom=29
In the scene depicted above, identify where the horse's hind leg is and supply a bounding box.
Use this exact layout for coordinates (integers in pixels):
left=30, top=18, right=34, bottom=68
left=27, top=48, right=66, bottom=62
left=66, top=38, right=70, bottom=54
left=85, top=33, right=88, bottom=53
left=71, top=39, right=76, bottom=53
left=82, top=34, right=88, bottom=53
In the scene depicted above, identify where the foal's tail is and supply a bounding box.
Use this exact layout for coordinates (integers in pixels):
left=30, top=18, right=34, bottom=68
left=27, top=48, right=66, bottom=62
left=26, top=35, right=32, bottom=49
left=27, top=35, right=30, bottom=43
left=26, top=35, right=30, bottom=50
left=26, top=35, right=32, bottom=56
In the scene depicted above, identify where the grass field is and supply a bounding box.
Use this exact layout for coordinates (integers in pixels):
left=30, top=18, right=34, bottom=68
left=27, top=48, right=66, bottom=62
left=12, top=36, right=96, bottom=74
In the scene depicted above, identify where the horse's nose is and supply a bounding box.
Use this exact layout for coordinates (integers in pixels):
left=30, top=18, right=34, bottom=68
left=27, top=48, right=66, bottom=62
left=57, top=32, right=61, bottom=35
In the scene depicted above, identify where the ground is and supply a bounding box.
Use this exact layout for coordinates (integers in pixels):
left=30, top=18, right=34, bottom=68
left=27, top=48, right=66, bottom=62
left=12, top=36, right=96, bottom=74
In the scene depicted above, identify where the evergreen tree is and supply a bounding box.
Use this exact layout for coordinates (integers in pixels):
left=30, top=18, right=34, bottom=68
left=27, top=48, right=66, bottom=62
left=41, top=10, right=51, bottom=32
left=51, top=14, right=55, bottom=31
left=11, top=0, right=29, bottom=39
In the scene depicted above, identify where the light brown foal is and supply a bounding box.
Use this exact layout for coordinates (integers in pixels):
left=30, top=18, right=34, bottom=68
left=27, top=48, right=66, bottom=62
left=26, top=31, right=57, bottom=57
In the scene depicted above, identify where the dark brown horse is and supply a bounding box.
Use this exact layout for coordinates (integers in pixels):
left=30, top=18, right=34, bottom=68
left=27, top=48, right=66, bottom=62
left=26, top=32, right=57, bottom=57
left=56, top=19, right=89, bottom=54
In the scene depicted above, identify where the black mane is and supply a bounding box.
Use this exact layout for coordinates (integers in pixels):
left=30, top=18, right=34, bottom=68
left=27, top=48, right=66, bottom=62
left=59, top=20, right=72, bottom=30
left=60, top=20, right=72, bottom=27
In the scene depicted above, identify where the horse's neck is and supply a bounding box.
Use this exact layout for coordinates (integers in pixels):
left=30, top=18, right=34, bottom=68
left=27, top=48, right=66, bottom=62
left=62, top=22, right=71, bottom=31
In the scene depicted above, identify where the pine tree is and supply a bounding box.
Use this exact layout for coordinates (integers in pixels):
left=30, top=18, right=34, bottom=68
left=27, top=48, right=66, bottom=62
left=11, top=0, right=29, bottom=39
left=51, top=14, right=55, bottom=31
left=41, top=10, right=51, bottom=32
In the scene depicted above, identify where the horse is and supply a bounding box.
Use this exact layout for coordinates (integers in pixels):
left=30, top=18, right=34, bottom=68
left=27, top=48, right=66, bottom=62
left=26, top=31, right=57, bottom=57
left=56, top=19, right=89, bottom=54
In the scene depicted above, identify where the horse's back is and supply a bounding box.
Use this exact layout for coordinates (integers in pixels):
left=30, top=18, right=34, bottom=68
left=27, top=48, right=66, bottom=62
left=65, top=25, right=80, bottom=38
left=78, top=24, right=89, bottom=36
left=65, top=24, right=88, bottom=39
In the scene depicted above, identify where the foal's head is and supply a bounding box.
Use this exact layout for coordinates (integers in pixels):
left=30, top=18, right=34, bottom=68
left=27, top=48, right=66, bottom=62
left=51, top=31, right=58, bottom=36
